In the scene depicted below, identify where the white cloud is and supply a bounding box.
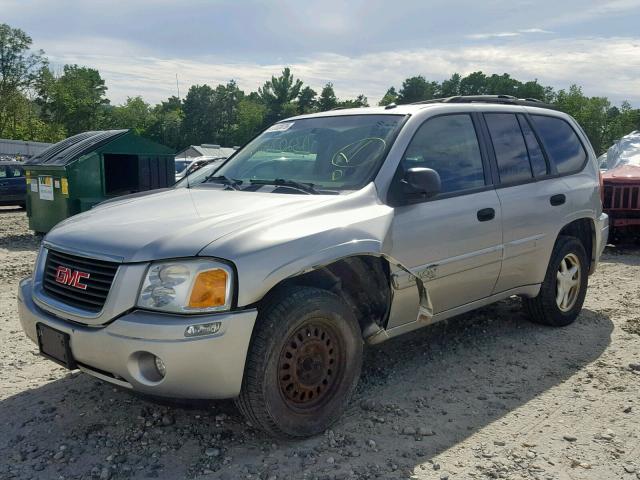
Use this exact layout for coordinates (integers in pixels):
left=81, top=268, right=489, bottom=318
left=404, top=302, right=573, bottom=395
left=466, top=28, right=552, bottom=40
left=44, top=36, right=640, bottom=107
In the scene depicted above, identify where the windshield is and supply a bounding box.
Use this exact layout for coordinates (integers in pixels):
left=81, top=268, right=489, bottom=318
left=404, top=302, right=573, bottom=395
left=213, top=114, right=405, bottom=192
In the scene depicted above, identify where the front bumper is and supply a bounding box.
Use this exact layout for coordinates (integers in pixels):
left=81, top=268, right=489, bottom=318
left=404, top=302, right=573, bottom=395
left=18, top=278, right=257, bottom=399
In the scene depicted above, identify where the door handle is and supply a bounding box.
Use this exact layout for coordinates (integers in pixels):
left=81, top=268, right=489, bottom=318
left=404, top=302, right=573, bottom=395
left=477, top=207, right=495, bottom=222
left=550, top=194, right=566, bottom=206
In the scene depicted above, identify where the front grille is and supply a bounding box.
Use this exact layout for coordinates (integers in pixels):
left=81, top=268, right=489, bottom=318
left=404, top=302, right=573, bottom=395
left=603, top=184, right=640, bottom=211
left=43, top=249, right=119, bottom=312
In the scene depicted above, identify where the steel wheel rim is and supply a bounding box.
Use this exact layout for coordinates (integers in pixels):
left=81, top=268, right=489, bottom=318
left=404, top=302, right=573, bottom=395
left=278, top=320, right=342, bottom=411
left=556, top=253, right=581, bottom=312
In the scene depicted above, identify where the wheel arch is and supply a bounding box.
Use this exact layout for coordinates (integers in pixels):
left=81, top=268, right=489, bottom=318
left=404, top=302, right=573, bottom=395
left=557, top=217, right=596, bottom=274
left=256, top=254, right=393, bottom=339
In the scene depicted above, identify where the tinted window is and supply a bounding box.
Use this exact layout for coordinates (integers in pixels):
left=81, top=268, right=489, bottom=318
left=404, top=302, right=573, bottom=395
left=517, top=115, right=548, bottom=177
left=401, top=114, right=485, bottom=193
left=8, top=166, right=23, bottom=178
left=485, top=113, right=532, bottom=183
left=530, top=115, right=587, bottom=174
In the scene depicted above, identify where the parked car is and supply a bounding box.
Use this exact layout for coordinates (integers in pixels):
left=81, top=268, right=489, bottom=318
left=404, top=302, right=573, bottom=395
left=175, top=156, right=228, bottom=182
left=18, top=96, right=608, bottom=438
left=174, top=158, right=193, bottom=180
left=0, top=160, right=26, bottom=208
left=173, top=158, right=226, bottom=188
left=600, top=130, right=640, bottom=242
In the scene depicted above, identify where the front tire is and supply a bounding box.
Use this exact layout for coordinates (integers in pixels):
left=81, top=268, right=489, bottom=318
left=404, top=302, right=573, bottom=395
left=236, top=286, right=363, bottom=438
left=524, top=236, right=588, bottom=326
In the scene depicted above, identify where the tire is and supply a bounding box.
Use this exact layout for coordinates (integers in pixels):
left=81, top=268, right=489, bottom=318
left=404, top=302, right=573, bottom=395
left=524, top=236, right=588, bottom=327
left=236, top=286, right=362, bottom=438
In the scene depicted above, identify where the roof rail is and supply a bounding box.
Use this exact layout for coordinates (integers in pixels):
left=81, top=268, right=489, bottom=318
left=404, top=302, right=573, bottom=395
left=411, top=95, right=557, bottom=109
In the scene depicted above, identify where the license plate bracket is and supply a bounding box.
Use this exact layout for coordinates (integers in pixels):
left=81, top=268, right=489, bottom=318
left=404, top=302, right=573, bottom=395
left=36, top=323, right=77, bottom=369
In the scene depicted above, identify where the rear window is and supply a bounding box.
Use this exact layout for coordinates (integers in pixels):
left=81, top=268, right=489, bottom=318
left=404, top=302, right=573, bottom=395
left=485, top=113, right=532, bottom=183
left=530, top=115, right=587, bottom=174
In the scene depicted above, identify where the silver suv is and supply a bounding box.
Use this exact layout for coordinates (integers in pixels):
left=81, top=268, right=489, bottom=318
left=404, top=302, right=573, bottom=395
left=18, top=96, right=609, bottom=438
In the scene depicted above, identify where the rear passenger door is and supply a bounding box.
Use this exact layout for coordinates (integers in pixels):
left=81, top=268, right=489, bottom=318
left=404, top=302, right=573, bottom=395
left=388, top=113, right=503, bottom=319
left=483, top=112, right=574, bottom=293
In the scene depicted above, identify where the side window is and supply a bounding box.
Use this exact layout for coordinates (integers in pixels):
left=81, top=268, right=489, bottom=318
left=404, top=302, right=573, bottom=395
left=530, top=115, right=587, bottom=174
left=517, top=115, right=548, bottom=177
left=485, top=113, right=532, bottom=184
left=0, top=167, right=7, bottom=178
left=401, top=114, right=485, bottom=194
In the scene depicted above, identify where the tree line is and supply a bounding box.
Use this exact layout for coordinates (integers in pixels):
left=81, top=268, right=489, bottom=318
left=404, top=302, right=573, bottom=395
left=1, top=23, right=639, bottom=155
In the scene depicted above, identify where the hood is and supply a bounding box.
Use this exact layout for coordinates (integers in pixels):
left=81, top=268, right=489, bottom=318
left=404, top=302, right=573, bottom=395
left=602, top=164, right=640, bottom=184
left=46, top=186, right=339, bottom=262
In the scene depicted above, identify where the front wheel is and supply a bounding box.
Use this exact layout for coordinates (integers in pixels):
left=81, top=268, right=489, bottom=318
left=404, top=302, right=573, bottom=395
left=236, top=286, right=362, bottom=438
left=524, top=236, right=588, bottom=326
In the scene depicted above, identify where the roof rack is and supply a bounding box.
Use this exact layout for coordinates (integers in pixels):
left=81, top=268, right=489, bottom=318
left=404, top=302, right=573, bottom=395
left=411, top=95, right=557, bottom=109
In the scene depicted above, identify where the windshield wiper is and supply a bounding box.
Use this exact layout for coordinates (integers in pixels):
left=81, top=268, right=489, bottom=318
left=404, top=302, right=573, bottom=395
left=250, top=178, right=319, bottom=195
left=204, top=175, right=243, bottom=190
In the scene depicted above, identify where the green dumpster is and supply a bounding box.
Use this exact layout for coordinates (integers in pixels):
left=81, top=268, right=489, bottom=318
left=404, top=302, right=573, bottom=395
left=24, top=129, right=175, bottom=233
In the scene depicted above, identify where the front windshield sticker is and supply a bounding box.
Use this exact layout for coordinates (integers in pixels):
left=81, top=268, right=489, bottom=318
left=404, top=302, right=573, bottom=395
left=266, top=122, right=294, bottom=133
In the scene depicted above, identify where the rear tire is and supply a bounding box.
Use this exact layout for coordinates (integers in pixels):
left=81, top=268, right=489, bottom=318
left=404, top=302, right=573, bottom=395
left=236, top=286, right=362, bottom=438
left=524, top=236, right=588, bottom=327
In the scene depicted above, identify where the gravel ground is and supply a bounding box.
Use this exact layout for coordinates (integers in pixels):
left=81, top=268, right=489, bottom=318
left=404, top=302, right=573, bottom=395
left=1, top=206, right=639, bottom=480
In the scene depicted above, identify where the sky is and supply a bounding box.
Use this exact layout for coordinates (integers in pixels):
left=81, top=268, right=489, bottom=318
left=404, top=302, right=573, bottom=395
left=3, top=0, right=640, bottom=106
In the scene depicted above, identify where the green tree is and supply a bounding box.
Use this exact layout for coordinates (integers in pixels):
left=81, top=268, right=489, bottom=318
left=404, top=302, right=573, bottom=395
left=397, top=76, right=439, bottom=104
left=37, top=64, right=109, bottom=135
left=0, top=23, right=46, bottom=137
left=213, top=80, right=244, bottom=146
left=103, top=96, right=154, bottom=134
left=297, top=86, right=317, bottom=113
left=459, top=71, right=488, bottom=95
left=144, top=95, right=184, bottom=149
left=378, top=87, right=398, bottom=106
left=484, top=73, right=520, bottom=96
left=554, top=85, right=610, bottom=154
left=317, top=83, right=338, bottom=111
left=338, top=94, right=369, bottom=109
left=440, top=73, right=461, bottom=97
left=517, top=80, right=549, bottom=101
left=181, top=81, right=244, bottom=146
left=181, top=84, right=216, bottom=145
left=235, top=99, right=266, bottom=146
left=258, top=67, right=303, bottom=123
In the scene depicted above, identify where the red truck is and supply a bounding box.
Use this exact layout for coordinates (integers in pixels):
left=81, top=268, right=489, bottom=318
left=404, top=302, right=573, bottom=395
left=601, top=131, right=640, bottom=242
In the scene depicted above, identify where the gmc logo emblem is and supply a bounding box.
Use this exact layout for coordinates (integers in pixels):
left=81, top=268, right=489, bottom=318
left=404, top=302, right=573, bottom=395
left=55, top=266, right=90, bottom=290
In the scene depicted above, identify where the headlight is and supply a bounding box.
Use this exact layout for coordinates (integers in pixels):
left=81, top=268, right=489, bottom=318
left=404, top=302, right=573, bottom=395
left=137, top=259, right=233, bottom=313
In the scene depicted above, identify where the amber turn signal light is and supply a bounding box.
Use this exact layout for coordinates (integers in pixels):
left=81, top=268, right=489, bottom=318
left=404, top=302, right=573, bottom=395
left=188, top=269, right=228, bottom=308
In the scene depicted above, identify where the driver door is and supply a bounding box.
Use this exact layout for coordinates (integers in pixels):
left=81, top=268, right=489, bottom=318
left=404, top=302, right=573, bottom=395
left=386, top=114, right=503, bottom=326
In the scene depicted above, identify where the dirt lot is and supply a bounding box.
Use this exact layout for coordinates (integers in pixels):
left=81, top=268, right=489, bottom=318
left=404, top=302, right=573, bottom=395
left=0, top=207, right=639, bottom=480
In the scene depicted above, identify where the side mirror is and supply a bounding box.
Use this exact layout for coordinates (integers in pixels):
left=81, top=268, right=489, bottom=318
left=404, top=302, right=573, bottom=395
left=404, top=167, right=441, bottom=199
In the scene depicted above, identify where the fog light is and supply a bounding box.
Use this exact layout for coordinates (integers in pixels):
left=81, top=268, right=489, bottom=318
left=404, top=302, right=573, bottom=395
left=154, top=356, right=166, bottom=378
left=184, top=322, right=222, bottom=338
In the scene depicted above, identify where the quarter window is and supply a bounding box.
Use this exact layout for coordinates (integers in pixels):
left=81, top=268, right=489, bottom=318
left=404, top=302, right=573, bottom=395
left=401, top=114, right=485, bottom=194
left=485, top=113, right=532, bottom=183
left=530, top=115, right=587, bottom=174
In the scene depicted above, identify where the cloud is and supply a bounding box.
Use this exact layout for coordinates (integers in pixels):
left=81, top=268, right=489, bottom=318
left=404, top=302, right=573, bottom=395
left=467, top=28, right=552, bottom=40
left=44, top=36, right=640, bottom=107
